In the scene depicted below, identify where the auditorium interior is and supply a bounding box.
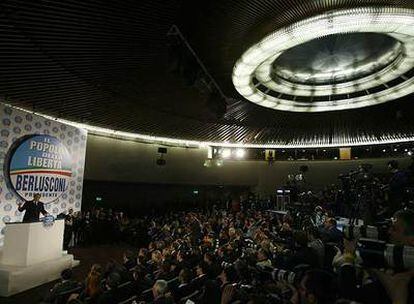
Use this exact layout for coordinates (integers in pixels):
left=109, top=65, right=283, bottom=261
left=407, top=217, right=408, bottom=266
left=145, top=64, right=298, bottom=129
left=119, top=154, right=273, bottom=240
left=1, top=1, right=414, bottom=304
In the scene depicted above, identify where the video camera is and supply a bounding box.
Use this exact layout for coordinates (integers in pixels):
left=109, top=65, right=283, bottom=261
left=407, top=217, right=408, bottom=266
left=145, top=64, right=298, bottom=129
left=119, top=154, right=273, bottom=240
left=343, top=220, right=391, bottom=241
left=337, top=164, right=382, bottom=193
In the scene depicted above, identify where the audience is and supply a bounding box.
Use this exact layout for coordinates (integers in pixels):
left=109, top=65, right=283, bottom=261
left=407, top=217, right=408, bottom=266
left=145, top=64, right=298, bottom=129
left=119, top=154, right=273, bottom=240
left=97, top=273, right=122, bottom=304
left=82, top=264, right=103, bottom=302
left=152, top=280, right=174, bottom=304
left=43, top=269, right=80, bottom=304
left=123, top=250, right=137, bottom=271
left=42, top=161, right=414, bottom=304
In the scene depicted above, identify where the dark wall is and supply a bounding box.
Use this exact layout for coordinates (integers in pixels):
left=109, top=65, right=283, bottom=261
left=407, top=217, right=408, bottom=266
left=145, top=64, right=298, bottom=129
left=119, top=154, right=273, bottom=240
left=82, top=180, right=247, bottom=215
left=84, top=134, right=412, bottom=197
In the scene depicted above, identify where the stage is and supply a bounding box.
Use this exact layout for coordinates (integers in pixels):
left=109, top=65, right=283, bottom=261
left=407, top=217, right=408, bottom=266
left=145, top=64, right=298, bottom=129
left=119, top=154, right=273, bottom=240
left=0, top=220, right=78, bottom=297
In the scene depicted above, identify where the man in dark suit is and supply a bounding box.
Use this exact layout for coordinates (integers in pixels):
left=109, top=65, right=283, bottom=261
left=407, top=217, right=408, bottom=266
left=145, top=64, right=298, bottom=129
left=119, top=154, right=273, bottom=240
left=17, top=193, right=48, bottom=222
left=97, top=272, right=124, bottom=304
left=320, top=217, right=343, bottom=244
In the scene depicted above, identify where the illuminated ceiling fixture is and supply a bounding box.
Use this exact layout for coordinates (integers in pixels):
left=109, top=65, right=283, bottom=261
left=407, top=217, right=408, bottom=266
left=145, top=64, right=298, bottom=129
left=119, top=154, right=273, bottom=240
left=232, top=7, right=414, bottom=112
left=235, top=148, right=246, bottom=159
left=221, top=148, right=232, bottom=159
left=5, top=103, right=414, bottom=149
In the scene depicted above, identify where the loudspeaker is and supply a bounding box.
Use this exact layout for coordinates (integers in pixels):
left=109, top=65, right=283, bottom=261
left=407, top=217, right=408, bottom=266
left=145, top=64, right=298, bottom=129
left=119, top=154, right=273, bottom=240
left=156, top=158, right=166, bottom=166
left=158, top=147, right=167, bottom=154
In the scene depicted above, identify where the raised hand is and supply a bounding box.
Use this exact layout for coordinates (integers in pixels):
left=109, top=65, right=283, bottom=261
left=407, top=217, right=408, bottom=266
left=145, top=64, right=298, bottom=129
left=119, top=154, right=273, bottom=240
left=370, top=269, right=414, bottom=304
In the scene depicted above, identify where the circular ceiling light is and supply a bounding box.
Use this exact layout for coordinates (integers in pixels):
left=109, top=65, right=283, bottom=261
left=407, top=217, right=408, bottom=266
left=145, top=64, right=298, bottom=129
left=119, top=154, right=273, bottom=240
left=232, top=7, right=414, bottom=112
left=273, top=33, right=400, bottom=85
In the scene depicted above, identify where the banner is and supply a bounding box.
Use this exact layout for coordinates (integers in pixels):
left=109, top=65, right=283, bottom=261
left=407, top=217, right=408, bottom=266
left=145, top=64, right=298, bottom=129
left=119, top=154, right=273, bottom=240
left=0, top=104, right=87, bottom=245
left=339, top=147, right=352, bottom=160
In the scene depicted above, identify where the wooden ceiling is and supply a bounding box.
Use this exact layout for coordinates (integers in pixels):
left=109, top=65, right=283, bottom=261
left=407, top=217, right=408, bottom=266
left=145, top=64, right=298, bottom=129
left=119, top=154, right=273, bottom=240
left=1, top=0, right=414, bottom=145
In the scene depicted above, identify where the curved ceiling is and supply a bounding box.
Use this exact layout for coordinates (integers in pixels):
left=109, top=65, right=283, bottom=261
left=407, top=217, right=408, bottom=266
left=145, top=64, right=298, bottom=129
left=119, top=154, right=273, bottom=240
left=1, top=0, right=414, bottom=146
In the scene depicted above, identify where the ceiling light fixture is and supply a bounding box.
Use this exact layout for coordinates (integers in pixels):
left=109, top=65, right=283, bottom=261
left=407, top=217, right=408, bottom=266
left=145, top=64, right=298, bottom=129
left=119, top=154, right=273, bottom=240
left=235, top=148, right=246, bottom=159
left=221, top=148, right=232, bottom=159
left=232, top=7, right=414, bottom=112
left=4, top=102, right=414, bottom=149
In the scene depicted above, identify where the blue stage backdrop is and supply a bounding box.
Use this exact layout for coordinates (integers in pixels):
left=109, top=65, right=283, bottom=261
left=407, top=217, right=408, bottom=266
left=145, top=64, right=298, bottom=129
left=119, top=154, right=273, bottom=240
left=0, top=103, right=87, bottom=246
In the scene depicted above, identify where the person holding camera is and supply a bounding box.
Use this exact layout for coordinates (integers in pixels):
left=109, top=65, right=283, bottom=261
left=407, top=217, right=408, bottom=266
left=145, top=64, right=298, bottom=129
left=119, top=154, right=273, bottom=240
left=289, top=269, right=338, bottom=304
left=336, top=209, right=414, bottom=304
left=389, top=209, right=414, bottom=246
left=320, top=217, right=343, bottom=244
left=386, top=161, right=409, bottom=215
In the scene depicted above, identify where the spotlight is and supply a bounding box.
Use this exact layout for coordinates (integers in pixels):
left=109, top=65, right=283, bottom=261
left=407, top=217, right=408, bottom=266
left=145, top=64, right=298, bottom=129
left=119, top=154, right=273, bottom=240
left=408, top=151, right=413, bottom=156
left=204, top=160, right=212, bottom=167
left=235, top=148, right=246, bottom=159
left=405, top=149, right=409, bottom=152
left=221, top=148, right=231, bottom=159
left=394, top=148, right=398, bottom=152
left=383, top=149, right=386, bottom=152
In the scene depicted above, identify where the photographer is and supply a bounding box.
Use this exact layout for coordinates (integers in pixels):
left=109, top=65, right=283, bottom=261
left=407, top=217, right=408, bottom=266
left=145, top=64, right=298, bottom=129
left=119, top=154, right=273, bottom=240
left=320, top=218, right=343, bottom=244
left=308, top=228, right=325, bottom=268
left=389, top=209, right=414, bottom=246
left=387, top=161, right=409, bottom=215
left=284, top=231, right=319, bottom=270
left=337, top=164, right=383, bottom=225
left=289, top=269, right=338, bottom=304
left=335, top=209, right=414, bottom=304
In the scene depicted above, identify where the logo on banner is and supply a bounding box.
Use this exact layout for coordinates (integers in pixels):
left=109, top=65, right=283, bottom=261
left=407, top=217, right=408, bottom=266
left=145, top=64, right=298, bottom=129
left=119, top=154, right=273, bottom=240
left=42, top=214, right=55, bottom=228
left=5, top=135, right=72, bottom=203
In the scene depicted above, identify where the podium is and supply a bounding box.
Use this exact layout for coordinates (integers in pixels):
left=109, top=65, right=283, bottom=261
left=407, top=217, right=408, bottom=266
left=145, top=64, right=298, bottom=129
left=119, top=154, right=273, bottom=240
left=0, top=219, right=79, bottom=296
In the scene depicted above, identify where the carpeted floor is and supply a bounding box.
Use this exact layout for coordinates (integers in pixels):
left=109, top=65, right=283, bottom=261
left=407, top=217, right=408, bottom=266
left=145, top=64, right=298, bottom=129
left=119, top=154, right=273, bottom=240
left=0, top=244, right=134, bottom=304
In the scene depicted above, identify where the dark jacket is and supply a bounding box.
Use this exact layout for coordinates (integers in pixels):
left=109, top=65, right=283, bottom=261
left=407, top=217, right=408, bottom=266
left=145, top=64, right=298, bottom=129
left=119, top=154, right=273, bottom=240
left=290, top=246, right=320, bottom=269
left=123, top=259, right=136, bottom=271
left=18, top=200, right=47, bottom=223
left=174, top=283, right=193, bottom=301
left=321, top=226, right=343, bottom=244
left=44, top=280, right=80, bottom=304
left=97, top=288, right=125, bottom=304
left=153, top=295, right=175, bottom=304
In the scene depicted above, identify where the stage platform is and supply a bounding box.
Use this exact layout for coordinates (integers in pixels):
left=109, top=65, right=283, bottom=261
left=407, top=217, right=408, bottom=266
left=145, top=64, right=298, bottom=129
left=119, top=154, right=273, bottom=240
left=0, top=249, right=79, bottom=297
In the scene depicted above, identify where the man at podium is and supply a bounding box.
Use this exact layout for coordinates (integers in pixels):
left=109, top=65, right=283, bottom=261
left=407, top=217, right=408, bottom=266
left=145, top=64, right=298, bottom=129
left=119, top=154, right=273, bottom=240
left=17, top=193, right=48, bottom=223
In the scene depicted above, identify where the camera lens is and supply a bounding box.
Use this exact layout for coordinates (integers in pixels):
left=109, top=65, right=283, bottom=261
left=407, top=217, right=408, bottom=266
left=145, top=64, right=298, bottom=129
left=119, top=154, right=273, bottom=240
left=357, top=239, right=414, bottom=269
left=271, top=268, right=296, bottom=284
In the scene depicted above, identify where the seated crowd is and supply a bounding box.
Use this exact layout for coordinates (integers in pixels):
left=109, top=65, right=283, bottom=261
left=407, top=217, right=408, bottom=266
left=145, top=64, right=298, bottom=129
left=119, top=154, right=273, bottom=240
left=43, top=160, right=414, bottom=304
left=42, top=204, right=414, bottom=304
